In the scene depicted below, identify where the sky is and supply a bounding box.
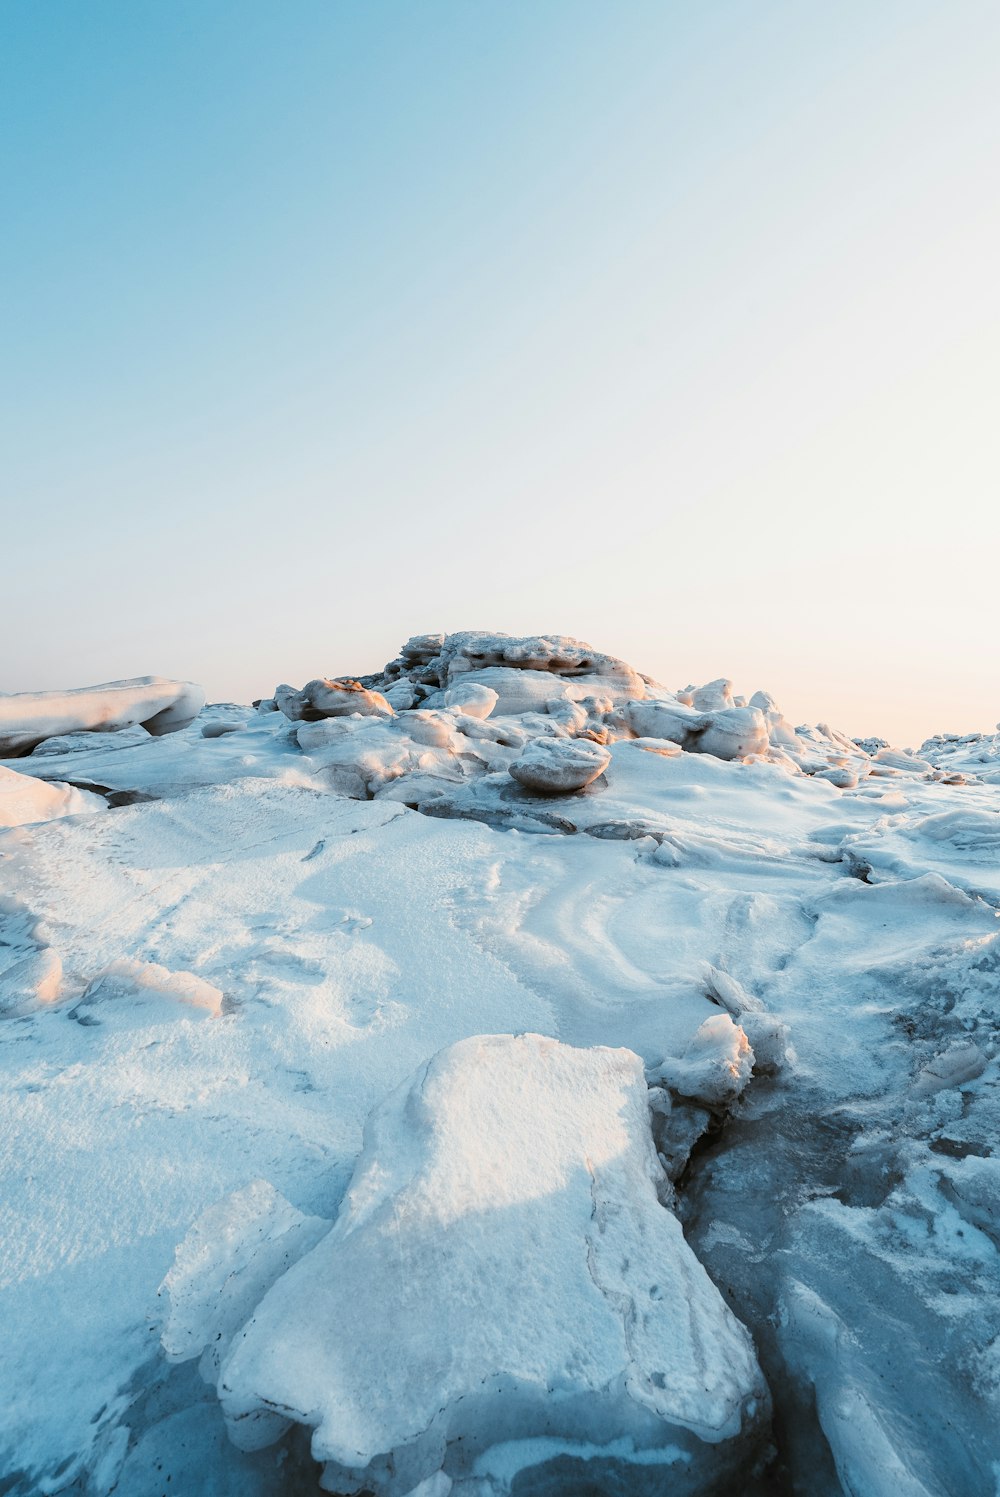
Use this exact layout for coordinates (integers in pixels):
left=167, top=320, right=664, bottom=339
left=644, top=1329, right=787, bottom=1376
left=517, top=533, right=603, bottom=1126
left=2, top=0, right=999, bottom=745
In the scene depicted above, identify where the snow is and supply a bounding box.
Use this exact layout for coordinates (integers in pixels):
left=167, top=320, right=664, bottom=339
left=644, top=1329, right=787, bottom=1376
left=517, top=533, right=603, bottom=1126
left=0, top=765, right=104, bottom=827
left=0, top=676, right=205, bottom=756
left=196, top=1035, right=766, bottom=1492
left=2, top=630, right=1000, bottom=1494
left=507, top=735, right=611, bottom=793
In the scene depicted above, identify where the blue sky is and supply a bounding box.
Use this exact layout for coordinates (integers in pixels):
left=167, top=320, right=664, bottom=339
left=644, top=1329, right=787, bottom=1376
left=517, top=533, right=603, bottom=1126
left=3, top=1, right=999, bottom=741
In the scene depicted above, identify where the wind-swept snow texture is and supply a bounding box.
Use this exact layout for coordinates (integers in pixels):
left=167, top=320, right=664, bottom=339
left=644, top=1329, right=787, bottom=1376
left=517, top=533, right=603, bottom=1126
left=2, top=632, right=1000, bottom=1496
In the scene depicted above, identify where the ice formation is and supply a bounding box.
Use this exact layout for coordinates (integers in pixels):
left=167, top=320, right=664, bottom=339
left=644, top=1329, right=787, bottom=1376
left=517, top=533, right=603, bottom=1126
left=165, top=1036, right=767, bottom=1494
left=3, top=630, right=1000, bottom=1496
left=0, top=764, right=104, bottom=827
left=0, top=676, right=205, bottom=756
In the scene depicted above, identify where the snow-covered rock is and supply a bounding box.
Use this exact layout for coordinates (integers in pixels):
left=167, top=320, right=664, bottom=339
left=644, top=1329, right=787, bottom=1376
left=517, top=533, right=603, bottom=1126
left=208, top=1035, right=768, bottom=1493
left=0, top=676, right=205, bottom=756
left=508, top=736, right=611, bottom=794
left=275, top=678, right=394, bottom=722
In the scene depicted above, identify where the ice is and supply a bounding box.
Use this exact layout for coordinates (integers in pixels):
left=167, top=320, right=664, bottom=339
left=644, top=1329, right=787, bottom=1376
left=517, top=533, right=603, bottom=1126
left=0, top=676, right=205, bottom=756
left=70, top=959, right=225, bottom=1023
left=443, top=681, right=499, bottom=718
left=161, top=1179, right=331, bottom=1379
left=508, top=736, right=611, bottom=793
left=0, top=947, right=62, bottom=1016
left=0, top=764, right=104, bottom=827
left=4, top=630, right=1000, bottom=1494
left=208, top=1035, right=768, bottom=1493
left=648, top=1013, right=755, bottom=1107
left=275, top=678, right=394, bottom=721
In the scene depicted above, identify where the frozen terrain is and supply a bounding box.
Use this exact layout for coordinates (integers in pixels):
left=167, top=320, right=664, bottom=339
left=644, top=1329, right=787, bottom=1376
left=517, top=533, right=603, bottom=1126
left=1, top=632, right=999, bottom=1496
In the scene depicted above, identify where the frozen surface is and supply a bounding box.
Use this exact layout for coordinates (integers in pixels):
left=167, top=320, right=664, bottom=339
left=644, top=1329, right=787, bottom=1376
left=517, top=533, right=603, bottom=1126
left=2, top=632, right=1000, bottom=1495
left=187, top=1036, right=766, bottom=1494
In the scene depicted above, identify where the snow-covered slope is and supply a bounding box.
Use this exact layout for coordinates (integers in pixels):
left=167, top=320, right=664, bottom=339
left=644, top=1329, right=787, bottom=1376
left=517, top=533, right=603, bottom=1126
left=1, top=633, right=998, bottom=1496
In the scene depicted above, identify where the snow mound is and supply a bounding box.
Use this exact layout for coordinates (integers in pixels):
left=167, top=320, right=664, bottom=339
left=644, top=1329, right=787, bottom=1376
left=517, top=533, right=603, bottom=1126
left=184, top=1035, right=767, bottom=1494
left=0, top=676, right=205, bottom=756
left=71, top=959, right=224, bottom=1023
left=0, top=764, right=104, bottom=826
left=508, top=736, right=611, bottom=794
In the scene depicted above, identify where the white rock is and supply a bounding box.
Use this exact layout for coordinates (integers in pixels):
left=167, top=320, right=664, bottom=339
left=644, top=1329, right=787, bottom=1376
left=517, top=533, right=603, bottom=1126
left=214, top=1035, right=767, bottom=1493
left=508, top=737, right=611, bottom=794
left=0, top=676, right=205, bottom=756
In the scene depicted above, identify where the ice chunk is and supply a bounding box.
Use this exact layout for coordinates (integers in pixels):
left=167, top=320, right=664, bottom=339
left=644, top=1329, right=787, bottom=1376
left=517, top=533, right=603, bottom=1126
left=161, top=1179, right=331, bottom=1381
left=0, top=948, right=62, bottom=1017
left=213, top=1035, right=767, bottom=1493
left=275, top=678, right=394, bottom=722
left=625, top=701, right=769, bottom=762
left=443, top=682, right=499, bottom=719
left=912, top=1041, right=986, bottom=1096
left=649, top=1014, right=755, bottom=1106
left=508, top=737, right=611, bottom=794
left=0, top=676, right=205, bottom=756
left=0, top=764, right=104, bottom=826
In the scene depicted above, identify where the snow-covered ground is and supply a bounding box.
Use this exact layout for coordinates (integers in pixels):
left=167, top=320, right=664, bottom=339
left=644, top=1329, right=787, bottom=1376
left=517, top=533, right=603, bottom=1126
left=1, top=634, right=998, bottom=1496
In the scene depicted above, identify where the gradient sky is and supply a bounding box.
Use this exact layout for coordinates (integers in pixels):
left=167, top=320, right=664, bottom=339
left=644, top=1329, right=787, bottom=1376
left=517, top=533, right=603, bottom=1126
left=3, top=0, right=999, bottom=744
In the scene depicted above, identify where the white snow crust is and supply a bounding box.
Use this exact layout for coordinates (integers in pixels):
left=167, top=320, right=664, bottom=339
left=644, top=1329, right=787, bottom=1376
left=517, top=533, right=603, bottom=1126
left=3, top=630, right=1000, bottom=1496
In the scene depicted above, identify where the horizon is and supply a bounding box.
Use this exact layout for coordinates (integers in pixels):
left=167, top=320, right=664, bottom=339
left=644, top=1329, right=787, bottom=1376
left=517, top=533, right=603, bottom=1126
left=3, top=0, right=999, bottom=746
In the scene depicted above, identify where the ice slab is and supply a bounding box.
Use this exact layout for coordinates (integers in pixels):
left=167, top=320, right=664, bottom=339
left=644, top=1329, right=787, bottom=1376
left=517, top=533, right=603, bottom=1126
left=0, top=676, right=205, bottom=756
left=211, top=1034, right=768, bottom=1494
